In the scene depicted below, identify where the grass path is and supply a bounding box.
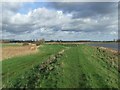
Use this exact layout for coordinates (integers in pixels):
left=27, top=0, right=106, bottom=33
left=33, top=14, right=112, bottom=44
left=2, top=44, right=119, bottom=88
left=57, top=45, right=119, bottom=88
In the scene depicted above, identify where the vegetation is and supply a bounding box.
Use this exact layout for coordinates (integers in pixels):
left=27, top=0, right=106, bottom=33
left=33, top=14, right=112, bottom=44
left=34, top=38, right=45, bottom=46
left=22, top=42, right=29, bottom=46
left=58, top=45, right=119, bottom=88
left=2, top=44, right=65, bottom=87
left=1, top=43, right=22, bottom=47
left=1, top=44, right=119, bottom=88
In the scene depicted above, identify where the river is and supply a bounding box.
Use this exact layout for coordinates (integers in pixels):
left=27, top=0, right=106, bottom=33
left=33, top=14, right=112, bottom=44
left=88, top=43, right=119, bottom=51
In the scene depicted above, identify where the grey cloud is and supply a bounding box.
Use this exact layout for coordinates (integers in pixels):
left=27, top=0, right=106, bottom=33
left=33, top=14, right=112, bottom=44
left=2, top=2, right=118, bottom=41
left=2, top=2, right=23, bottom=12
left=47, top=2, right=117, bottom=18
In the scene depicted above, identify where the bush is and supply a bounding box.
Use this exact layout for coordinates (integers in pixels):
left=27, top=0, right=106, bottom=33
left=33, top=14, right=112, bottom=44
left=35, top=39, right=45, bottom=46
left=22, top=43, right=29, bottom=46
left=35, top=41, right=41, bottom=46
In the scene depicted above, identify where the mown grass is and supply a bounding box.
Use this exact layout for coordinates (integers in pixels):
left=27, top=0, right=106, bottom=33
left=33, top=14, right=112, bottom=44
left=2, top=44, right=65, bottom=87
left=57, top=45, right=119, bottom=88
left=2, top=44, right=119, bottom=88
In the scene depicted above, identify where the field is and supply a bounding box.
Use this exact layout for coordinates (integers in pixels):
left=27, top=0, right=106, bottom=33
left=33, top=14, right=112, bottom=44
left=1, top=43, right=120, bottom=88
left=1, top=45, right=38, bottom=60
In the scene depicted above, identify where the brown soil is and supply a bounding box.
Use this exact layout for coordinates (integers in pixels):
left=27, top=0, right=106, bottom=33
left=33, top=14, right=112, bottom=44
left=0, top=45, right=38, bottom=60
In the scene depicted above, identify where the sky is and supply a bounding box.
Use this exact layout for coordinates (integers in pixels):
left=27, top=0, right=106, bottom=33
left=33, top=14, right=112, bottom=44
left=1, top=1, right=118, bottom=41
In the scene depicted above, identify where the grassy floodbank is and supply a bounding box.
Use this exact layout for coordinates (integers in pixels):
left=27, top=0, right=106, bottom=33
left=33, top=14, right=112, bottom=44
left=2, top=44, right=119, bottom=88
left=2, top=44, right=65, bottom=87
left=58, top=45, right=119, bottom=88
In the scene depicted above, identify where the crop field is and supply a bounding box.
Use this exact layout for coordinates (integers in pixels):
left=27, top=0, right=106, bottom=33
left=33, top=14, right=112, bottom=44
left=1, top=44, right=120, bottom=88
left=1, top=46, right=38, bottom=60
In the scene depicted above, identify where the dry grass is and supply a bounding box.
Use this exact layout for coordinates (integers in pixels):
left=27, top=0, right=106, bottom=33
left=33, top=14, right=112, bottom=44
left=99, top=47, right=118, bottom=54
left=0, top=44, right=38, bottom=60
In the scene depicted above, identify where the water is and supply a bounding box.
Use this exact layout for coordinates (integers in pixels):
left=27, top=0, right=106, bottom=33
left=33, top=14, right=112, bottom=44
left=88, top=43, right=119, bottom=51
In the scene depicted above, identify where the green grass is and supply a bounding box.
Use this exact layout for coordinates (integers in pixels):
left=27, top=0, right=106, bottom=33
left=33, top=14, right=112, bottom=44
left=2, top=44, right=119, bottom=88
left=2, top=44, right=65, bottom=87
left=1, top=43, right=22, bottom=47
left=57, top=45, right=119, bottom=88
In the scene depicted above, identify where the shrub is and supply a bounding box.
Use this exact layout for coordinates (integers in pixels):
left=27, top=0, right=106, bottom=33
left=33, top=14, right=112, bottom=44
left=22, top=43, right=29, bottom=46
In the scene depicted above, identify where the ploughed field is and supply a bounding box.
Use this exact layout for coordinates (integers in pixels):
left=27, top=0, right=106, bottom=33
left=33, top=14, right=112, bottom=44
left=2, top=44, right=120, bottom=88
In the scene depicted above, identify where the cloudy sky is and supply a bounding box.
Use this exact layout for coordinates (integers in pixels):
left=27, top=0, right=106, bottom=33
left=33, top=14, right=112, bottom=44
left=1, top=1, right=118, bottom=41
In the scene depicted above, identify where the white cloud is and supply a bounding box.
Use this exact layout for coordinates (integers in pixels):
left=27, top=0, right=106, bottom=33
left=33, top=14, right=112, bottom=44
left=1, top=0, right=36, bottom=2
left=110, top=31, right=118, bottom=35
left=2, top=2, right=118, bottom=41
